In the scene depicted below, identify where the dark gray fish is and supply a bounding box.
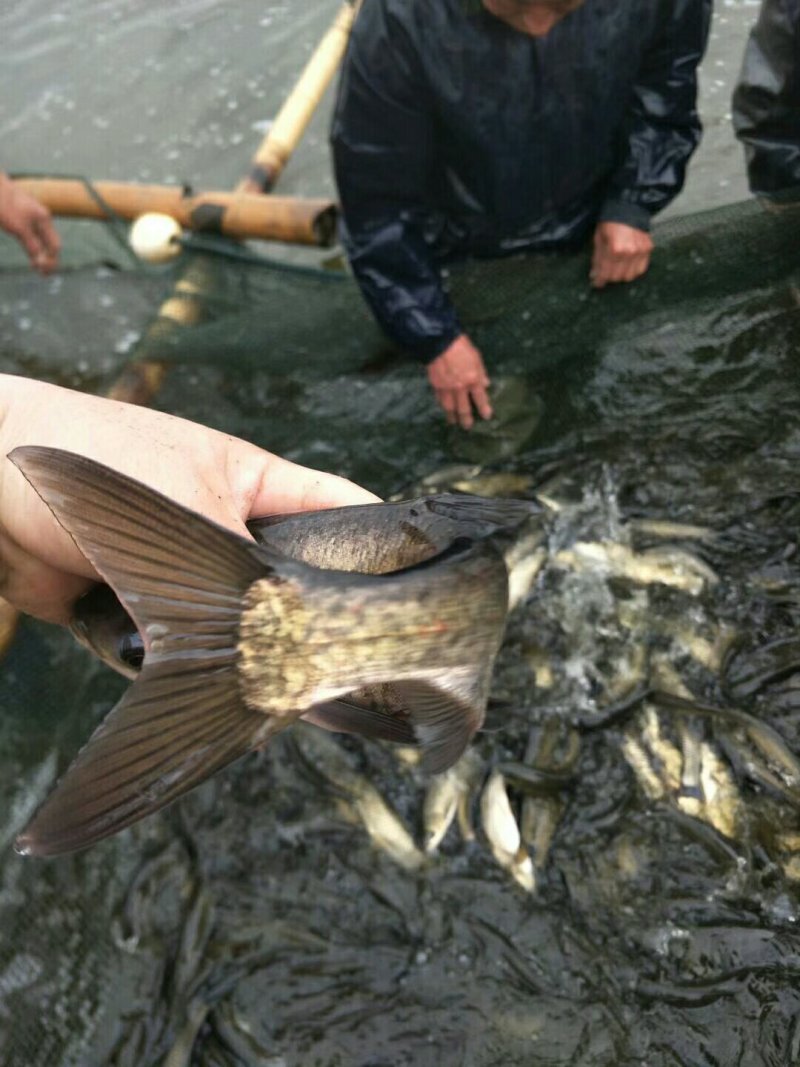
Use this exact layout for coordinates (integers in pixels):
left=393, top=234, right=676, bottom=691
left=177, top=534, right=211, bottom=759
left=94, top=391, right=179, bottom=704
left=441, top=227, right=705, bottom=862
left=11, top=448, right=538, bottom=858
left=71, top=493, right=540, bottom=681
left=247, top=492, right=541, bottom=570
left=70, top=492, right=544, bottom=746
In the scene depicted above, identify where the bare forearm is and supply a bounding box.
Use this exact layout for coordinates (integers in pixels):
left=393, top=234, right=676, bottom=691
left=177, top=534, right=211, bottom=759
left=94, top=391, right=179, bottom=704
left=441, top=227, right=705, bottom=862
left=0, top=375, right=379, bottom=623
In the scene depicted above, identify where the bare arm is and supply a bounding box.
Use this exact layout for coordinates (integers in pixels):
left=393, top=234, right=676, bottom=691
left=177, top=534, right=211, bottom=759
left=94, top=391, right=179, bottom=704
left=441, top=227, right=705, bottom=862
left=0, top=173, right=60, bottom=274
left=0, top=375, right=379, bottom=623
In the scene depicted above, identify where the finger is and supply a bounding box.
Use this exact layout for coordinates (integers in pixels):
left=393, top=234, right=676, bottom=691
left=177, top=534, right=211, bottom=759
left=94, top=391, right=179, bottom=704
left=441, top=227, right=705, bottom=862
left=248, top=452, right=380, bottom=518
left=620, top=253, right=648, bottom=283
left=590, top=262, right=609, bottom=289
left=34, top=216, right=60, bottom=270
left=622, top=258, right=643, bottom=283
left=455, top=388, right=474, bottom=431
left=0, top=527, right=94, bottom=625
left=15, top=223, right=46, bottom=272
left=590, top=245, right=618, bottom=284
left=633, top=251, right=651, bottom=280
left=470, top=384, right=494, bottom=421
left=435, top=387, right=459, bottom=425
left=605, top=260, right=629, bottom=285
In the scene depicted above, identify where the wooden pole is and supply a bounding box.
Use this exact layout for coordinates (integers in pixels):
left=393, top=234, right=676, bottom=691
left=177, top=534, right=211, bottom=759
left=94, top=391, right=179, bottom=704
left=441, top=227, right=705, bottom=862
left=109, top=0, right=360, bottom=407
left=14, top=179, right=337, bottom=246
left=239, top=1, right=361, bottom=194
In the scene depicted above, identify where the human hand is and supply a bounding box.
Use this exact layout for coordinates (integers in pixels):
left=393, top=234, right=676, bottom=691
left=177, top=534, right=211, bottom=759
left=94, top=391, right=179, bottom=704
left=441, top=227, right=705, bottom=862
left=0, top=174, right=60, bottom=274
left=590, top=221, right=653, bottom=289
left=426, top=334, right=493, bottom=431
left=0, top=375, right=379, bottom=624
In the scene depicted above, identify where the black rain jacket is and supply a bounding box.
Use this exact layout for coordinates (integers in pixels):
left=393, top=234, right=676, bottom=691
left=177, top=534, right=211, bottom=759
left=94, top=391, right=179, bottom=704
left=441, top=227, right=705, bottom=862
left=330, top=0, right=712, bottom=361
left=732, top=0, right=800, bottom=196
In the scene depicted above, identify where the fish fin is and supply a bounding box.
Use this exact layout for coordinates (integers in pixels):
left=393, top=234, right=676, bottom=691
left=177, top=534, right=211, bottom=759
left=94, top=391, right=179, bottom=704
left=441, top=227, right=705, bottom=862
left=302, top=668, right=489, bottom=764
left=15, top=659, right=278, bottom=857
left=248, top=494, right=540, bottom=545
left=397, top=668, right=491, bottom=774
left=251, top=494, right=539, bottom=528
left=480, top=698, right=515, bottom=733
left=302, top=698, right=417, bottom=744
left=425, top=494, right=541, bottom=530
left=9, top=446, right=272, bottom=653
left=8, top=447, right=285, bottom=856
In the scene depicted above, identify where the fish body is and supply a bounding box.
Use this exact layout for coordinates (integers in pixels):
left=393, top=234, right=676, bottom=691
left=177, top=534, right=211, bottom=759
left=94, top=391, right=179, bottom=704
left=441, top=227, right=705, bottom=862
left=72, top=493, right=542, bottom=679
left=248, top=493, right=540, bottom=573
left=70, top=493, right=546, bottom=745
left=12, top=448, right=539, bottom=857
left=480, top=770, right=535, bottom=892
left=422, top=748, right=482, bottom=853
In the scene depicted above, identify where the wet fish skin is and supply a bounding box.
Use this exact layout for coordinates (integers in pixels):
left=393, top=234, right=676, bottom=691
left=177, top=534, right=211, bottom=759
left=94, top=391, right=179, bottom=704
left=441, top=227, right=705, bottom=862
left=68, top=490, right=546, bottom=758
left=495, top=760, right=576, bottom=797
left=71, top=492, right=543, bottom=679
left=248, top=492, right=542, bottom=574
left=553, top=541, right=718, bottom=595
left=11, top=447, right=515, bottom=858
left=291, top=723, right=424, bottom=870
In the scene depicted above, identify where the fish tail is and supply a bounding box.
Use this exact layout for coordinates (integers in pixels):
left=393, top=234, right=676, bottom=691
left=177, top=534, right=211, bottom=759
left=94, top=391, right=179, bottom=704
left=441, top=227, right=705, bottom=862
left=9, top=446, right=280, bottom=856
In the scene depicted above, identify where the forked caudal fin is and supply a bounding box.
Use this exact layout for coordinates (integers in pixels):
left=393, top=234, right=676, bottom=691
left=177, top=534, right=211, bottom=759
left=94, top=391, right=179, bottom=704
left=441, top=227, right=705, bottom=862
left=9, top=447, right=508, bottom=855
left=9, top=446, right=291, bottom=856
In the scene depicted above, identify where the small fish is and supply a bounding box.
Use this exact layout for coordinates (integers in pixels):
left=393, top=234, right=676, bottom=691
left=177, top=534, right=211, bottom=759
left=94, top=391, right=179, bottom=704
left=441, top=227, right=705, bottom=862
left=627, top=519, right=715, bottom=542
left=553, top=541, right=718, bottom=595
left=480, top=770, right=535, bottom=892
left=422, top=748, right=482, bottom=853
left=698, top=741, right=742, bottom=840
left=291, top=722, right=424, bottom=870
left=11, top=448, right=537, bottom=858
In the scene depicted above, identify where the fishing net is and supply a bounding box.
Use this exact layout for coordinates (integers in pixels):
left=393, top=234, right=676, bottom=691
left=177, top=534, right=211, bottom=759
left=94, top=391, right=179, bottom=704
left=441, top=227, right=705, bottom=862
left=2, top=191, right=800, bottom=1066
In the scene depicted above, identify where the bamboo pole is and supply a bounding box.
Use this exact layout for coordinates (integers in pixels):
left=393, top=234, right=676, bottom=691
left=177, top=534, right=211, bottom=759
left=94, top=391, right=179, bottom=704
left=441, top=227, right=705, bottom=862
left=239, top=1, right=361, bottom=193
left=107, top=0, right=359, bottom=406
left=0, top=2, right=360, bottom=658
left=14, top=179, right=337, bottom=246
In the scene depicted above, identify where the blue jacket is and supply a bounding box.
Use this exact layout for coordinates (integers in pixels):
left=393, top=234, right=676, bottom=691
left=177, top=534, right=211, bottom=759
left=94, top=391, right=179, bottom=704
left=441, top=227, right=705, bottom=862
left=330, top=0, right=712, bottom=361
left=733, top=0, right=800, bottom=196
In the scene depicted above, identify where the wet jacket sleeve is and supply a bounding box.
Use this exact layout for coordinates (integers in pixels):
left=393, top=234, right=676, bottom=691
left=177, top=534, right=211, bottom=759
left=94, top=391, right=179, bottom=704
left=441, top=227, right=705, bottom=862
left=598, top=0, right=712, bottom=232
left=732, top=0, right=800, bottom=196
left=330, top=4, right=462, bottom=362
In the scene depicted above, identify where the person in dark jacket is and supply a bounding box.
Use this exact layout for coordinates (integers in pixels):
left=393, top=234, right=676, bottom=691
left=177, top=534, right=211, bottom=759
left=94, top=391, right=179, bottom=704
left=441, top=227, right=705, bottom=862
left=331, top=0, right=712, bottom=430
left=732, top=0, right=800, bottom=197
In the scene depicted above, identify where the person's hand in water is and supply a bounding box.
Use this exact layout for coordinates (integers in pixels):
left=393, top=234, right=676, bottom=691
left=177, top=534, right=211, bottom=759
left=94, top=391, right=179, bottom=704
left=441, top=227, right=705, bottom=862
left=0, top=174, right=61, bottom=274
left=0, top=374, right=380, bottom=624
left=427, top=333, right=494, bottom=431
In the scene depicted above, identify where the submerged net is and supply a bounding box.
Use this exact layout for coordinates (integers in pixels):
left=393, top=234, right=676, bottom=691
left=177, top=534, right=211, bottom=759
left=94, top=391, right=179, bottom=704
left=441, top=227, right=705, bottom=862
left=2, top=194, right=800, bottom=1066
